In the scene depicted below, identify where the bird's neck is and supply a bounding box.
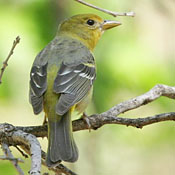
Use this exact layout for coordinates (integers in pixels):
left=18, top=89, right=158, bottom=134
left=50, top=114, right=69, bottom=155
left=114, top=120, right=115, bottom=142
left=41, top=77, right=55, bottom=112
left=57, top=30, right=102, bottom=51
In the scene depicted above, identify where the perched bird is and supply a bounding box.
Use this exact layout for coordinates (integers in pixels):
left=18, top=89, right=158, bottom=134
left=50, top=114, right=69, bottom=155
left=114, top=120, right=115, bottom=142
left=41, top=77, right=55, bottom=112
left=29, top=14, right=121, bottom=166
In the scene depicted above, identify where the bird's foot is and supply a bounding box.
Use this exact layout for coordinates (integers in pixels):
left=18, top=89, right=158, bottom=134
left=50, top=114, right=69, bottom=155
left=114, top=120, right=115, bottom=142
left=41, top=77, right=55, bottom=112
left=81, top=112, right=91, bottom=132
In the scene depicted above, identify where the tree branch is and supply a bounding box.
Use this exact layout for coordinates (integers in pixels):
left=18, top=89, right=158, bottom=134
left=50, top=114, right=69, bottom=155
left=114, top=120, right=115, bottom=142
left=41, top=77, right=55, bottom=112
left=12, top=130, right=41, bottom=175
left=101, top=84, right=175, bottom=117
left=0, top=124, right=77, bottom=175
left=13, top=112, right=175, bottom=135
left=0, top=124, right=41, bottom=175
left=75, top=0, right=135, bottom=17
left=0, top=84, right=175, bottom=174
left=1, top=143, right=24, bottom=175
left=0, top=36, right=20, bottom=84
left=14, top=84, right=175, bottom=133
left=15, top=145, right=29, bottom=158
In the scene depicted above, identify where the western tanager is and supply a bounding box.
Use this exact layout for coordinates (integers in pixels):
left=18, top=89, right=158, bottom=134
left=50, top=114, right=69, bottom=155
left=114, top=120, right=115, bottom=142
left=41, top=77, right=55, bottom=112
left=29, top=14, right=121, bottom=166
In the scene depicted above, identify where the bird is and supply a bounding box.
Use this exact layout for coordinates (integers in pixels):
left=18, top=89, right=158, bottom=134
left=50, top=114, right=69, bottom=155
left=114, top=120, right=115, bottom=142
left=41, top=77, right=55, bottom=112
left=29, top=14, right=121, bottom=166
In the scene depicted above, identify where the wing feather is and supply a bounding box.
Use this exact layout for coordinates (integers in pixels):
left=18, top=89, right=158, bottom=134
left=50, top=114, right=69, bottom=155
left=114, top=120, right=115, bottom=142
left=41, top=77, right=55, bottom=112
left=54, top=62, right=96, bottom=115
left=29, top=63, right=48, bottom=114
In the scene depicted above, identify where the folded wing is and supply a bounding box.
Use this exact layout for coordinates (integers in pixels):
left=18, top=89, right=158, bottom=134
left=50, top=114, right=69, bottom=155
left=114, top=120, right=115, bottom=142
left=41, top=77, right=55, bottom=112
left=53, top=62, right=96, bottom=115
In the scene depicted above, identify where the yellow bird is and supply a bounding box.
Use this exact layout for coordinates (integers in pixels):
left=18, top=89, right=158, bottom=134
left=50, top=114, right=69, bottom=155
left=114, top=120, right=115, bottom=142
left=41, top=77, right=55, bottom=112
left=29, top=14, right=121, bottom=166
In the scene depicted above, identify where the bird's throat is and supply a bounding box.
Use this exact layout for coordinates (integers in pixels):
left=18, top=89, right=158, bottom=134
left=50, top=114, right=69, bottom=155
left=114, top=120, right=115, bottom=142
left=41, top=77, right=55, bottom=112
left=58, top=30, right=102, bottom=51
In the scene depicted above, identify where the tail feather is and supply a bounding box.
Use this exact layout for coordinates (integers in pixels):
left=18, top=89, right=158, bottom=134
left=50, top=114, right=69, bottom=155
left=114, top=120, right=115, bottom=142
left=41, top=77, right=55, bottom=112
left=46, top=111, right=78, bottom=166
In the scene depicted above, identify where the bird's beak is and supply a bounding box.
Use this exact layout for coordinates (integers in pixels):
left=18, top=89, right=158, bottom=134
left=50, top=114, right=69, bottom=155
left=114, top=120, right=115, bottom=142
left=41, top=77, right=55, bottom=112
left=102, top=20, right=121, bottom=30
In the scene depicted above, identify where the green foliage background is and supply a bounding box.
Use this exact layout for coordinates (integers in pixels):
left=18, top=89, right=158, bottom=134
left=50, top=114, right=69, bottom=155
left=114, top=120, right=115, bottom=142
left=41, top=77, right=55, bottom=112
left=0, top=0, right=174, bottom=174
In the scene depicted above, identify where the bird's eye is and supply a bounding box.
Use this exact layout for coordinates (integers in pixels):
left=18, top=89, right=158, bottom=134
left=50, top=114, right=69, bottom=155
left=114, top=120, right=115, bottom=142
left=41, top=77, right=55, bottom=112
left=87, top=19, right=95, bottom=26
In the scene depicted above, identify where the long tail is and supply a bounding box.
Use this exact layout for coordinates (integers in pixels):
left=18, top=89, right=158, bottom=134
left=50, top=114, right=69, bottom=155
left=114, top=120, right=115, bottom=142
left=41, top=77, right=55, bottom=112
left=46, top=111, right=78, bottom=166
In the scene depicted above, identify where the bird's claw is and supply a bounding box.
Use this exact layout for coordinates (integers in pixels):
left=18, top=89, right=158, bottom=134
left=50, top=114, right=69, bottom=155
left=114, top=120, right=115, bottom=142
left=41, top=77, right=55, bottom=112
left=81, top=112, right=91, bottom=132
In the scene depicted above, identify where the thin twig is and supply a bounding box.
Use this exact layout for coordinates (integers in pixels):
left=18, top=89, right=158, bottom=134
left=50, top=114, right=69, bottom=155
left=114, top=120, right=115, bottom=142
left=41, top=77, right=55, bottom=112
left=0, top=155, right=24, bottom=163
left=18, top=148, right=76, bottom=175
left=101, top=84, right=175, bottom=117
left=75, top=0, right=135, bottom=17
left=86, top=112, right=175, bottom=130
left=15, top=145, right=29, bottom=158
left=0, top=36, right=20, bottom=84
left=1, top=143, right=24, bottom=175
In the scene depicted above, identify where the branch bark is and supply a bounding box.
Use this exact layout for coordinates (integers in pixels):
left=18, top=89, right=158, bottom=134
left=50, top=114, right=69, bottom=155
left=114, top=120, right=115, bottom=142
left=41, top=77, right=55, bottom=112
left=14, top=112, right=175, bottom=135
left=0, top=124, right=41, bottom=175
left=0, top=36, right=20, bottom=84
left=0, top=84, right=175, bottom=174
left=1, top=143, right=24, bottom=175
left=75, top=0, right=135, bottom=17
left=101, top=84, right=175, bottom=117
left=12, top=130, right=41, bottom=175
left=15, top=84, right=175, bottom=133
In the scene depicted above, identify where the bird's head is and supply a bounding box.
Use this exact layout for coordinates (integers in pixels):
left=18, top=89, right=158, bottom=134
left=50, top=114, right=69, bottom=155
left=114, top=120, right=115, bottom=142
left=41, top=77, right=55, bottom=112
left=58, top=14, right=121, bottom=51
